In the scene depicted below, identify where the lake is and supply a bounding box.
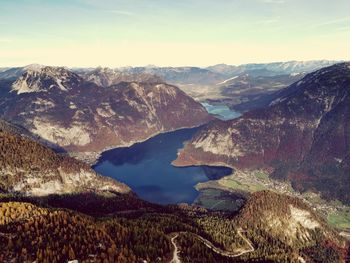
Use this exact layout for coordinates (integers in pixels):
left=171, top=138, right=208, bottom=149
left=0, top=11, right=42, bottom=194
left=201, top=102, right=241, bottom=120
left=93, top=104, right=239, bottom=205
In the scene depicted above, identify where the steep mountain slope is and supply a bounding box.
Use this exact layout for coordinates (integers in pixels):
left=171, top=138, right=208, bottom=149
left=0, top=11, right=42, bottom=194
left=0, top=66, right=212, bottom=161
left=174, top=62, right=350, bottom=204
left=78, top=67, right=163, bottom=87
left=205, top=61, right=338, bottom=112
left=218, top=73, right=305, bottom=111
left=0, top=120, right=129, bottom=195
left=235, top=191, right=347, bottom=263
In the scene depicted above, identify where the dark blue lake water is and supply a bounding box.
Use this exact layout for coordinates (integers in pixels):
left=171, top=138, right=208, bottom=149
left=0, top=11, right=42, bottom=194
left=93, top=104, right=239, bottom=205
left=93, top=127, right=233, bottom=204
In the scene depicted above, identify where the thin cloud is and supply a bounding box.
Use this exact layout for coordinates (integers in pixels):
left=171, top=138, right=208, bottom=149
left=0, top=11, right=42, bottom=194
left=255, top=17, right=281, bottom=25
left=106, top=10, right=135, bottom=16
left=311, top=17, right=350, bottom=28
left=258, top=0, right=285, bottom=4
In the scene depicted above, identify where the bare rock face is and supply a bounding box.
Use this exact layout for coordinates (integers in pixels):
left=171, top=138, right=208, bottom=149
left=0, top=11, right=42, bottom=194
left=0, top=120, right=130, bottom=196
left=0, top=66, right=213, bottom=159
left=174, top=63, right=350, bottom=204
left=11, top=66, right=83, bottom=94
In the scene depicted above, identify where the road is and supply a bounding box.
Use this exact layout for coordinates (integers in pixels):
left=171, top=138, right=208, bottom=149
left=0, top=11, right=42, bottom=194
left=170, top=234, right=181, bottom=263
left=209, top=200, right=225, bottom=210
left=168, top=228, right=254, bottom=263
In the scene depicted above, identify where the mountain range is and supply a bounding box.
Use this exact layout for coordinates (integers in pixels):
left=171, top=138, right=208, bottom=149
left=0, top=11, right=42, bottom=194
left=0, top=65, right=212, bottom=162
left=174, top=62, right=350, bottom=204
left=0, top=60, right=339, bottom=113
left=115, top=60, right=339, bottom=111
left=0, top=60, right=349, bottom=262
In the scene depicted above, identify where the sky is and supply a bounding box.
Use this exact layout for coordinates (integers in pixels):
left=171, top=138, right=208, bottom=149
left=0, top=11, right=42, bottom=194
left=0, top=0, right=349, bottom=67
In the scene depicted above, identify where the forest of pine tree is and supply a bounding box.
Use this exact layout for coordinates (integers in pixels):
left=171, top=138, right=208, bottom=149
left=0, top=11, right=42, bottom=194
left=0, top=191, right=348, bottom=263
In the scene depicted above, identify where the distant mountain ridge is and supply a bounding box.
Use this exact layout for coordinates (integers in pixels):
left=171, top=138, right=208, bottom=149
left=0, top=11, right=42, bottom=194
left=77, top=67, right=163, bottom=87
left=207, top=60, right=341, bottom=77
left=219, top=72, right=306, bottom=111
left=0, top=60, right=338, bottom=84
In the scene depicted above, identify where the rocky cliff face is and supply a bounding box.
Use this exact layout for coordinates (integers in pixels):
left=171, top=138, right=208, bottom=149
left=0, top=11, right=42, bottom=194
left=11, top=66, right=83, bottom=94
left=0, top=66, right=212, bottom=160
left=174, top=63, right=350, bottom=204
left=0, top=120, right=129, bottom=196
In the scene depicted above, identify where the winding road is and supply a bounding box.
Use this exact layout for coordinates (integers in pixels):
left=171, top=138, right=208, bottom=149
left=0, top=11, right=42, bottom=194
left=170, top=234, right=181, bottom=263
left=169, top=228, right=254, bottom=263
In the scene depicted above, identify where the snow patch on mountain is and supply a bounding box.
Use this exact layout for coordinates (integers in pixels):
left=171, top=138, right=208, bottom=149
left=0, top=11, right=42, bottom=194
left=216, top=76, right=238, bottom=85
left=56, top=79, right=67, bottom=91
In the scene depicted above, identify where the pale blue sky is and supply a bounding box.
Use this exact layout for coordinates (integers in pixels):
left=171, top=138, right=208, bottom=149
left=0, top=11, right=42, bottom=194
left=0, top=0, right=349, bottom=67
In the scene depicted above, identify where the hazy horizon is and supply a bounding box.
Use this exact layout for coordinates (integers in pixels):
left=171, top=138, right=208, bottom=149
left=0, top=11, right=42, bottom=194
left=1, top=0, right=349, bottom=67
left=0, top=59, right=346, bottom=70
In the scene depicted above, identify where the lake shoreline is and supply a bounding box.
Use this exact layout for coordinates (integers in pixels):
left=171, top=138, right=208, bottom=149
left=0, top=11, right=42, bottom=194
left=93, top=127, right=234, bottom=205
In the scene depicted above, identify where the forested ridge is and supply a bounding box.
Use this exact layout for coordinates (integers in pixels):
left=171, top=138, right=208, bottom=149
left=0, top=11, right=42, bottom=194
left=0, top=120, right=129, bottom=195
left=0, top=127, right=90, bottom=173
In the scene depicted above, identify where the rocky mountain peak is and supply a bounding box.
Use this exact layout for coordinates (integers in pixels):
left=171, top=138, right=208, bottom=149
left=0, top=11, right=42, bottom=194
left=11, top=66, right=83, bottom=94
left=23, top=63, right=45, bottom=71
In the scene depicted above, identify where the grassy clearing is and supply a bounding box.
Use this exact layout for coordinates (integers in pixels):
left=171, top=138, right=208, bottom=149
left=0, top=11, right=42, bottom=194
left=219, top=177, right=267, bottom=193
left=194, top=188, right=244, bottom=211
left=327, top=211, right=350, bottom=230
left=254, top=171, right=269, bottom=180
